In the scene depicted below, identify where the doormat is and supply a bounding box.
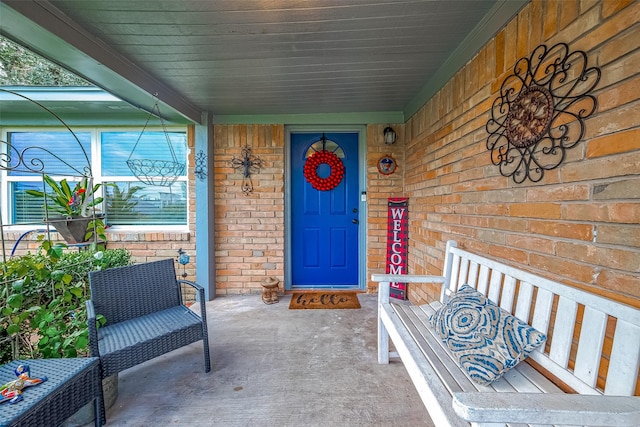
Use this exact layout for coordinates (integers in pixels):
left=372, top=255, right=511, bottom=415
left=289, top=292, right=361, bottom=309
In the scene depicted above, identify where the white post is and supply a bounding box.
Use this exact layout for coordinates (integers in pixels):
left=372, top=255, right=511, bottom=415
left=378, top=280, right=390, bottom=364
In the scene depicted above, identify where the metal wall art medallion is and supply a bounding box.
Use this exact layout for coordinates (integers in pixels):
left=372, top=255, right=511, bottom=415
left=486, top=43, right=601, bottom=183
left=377, top=154, right=397, bottom=175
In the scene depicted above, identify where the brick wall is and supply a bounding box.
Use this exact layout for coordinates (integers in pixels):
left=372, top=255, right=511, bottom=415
left=213, top=125, right=285, bottom=295
left=212, top=124, right=408, bottom=295
left=399, top=0, right=640, bottom=308
left=366, top=124, right=405, bottom=292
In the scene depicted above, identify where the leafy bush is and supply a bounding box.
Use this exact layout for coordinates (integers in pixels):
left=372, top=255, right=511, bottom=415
left=0, top=241, right=131, bottom=364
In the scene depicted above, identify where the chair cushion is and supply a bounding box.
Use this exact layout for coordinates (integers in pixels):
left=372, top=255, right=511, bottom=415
left=430, top=284, right=546, bottom=386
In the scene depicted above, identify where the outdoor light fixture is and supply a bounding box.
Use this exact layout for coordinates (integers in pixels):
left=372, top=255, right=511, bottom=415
left=383, top=126, right=397, bottom=145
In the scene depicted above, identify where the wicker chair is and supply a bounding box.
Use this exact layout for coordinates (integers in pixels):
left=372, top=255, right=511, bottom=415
left=86, top=259, right=211, bottom=380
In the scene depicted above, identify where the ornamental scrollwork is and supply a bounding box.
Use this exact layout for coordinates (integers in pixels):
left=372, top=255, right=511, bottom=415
left=0, top=88, right=92, bottom=177
left=230, top=145, right=263, bottom=195
left=486, top=43, right=600, bottom=183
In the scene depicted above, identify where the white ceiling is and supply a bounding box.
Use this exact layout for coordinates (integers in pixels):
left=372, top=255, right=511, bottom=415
left=0, top=0, right=526, bottom=124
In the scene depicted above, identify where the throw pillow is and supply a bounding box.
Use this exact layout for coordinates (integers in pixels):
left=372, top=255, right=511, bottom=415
left=430, top=284, right=546, bottom=386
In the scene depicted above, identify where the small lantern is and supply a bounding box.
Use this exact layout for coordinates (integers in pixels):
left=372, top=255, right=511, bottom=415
left=383, top=126, right=397, bottom=145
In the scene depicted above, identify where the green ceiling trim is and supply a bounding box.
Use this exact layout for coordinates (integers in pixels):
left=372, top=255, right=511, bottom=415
left=0, top=112, right=160, bottom=126
left=0, top=1, right=199, bottom=125
left=213, top=111, right=405, bottom=125
left=403, top=0, right=529, bottom=120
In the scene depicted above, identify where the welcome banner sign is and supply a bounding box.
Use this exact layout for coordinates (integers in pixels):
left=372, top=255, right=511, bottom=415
left=386, top=198, right=409, bottom=300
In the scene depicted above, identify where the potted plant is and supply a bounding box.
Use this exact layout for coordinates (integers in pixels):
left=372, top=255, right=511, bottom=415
left=25, top=175, right=107, bottom=244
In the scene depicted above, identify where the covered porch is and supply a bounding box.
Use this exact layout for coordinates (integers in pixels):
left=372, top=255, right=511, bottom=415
left=94, top=293, right=433, bottom=426
left=1, top=1, right=638, bottom=424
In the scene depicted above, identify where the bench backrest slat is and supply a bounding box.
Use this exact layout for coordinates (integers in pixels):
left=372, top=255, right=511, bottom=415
left=531, top=288, right=554, bottom=338
left=442, top=241, right=640, bottom=397
left=477, top=264, right=490, bottom=295
left=606, top=320, right=640, bottom=395
left=549, top=297, right=579, bottom=368
left=487, top=270, right=503, bottom=304
left=514, top=281, right=534, bottom=322
left=460, top=257, right=470, bottom=291
left=468, top=261, right=479, bottom=290
left=500, top=275, right=517, bottom=312
left=574, top=306, right=607, bottom=388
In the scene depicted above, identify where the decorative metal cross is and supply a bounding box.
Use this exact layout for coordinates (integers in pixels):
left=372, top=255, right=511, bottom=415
left=230, top=145, right=264, bottom=195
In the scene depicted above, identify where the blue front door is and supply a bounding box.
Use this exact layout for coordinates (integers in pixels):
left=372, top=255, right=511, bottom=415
left=291, top=132, right=359, bottom=288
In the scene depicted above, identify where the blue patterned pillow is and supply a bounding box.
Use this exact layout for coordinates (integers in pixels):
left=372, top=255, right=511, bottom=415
left=430, top=284, right=546, bottom=386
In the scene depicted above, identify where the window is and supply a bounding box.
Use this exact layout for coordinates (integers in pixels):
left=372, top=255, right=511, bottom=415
left=1, top=127, right=188, bottom=227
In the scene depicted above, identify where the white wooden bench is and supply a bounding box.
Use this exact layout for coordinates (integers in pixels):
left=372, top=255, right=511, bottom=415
left=372, top=240, right=640, bottom=427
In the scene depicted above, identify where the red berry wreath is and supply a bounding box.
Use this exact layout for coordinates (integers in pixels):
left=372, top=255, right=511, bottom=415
left=303, top=150, right=345, bottom=191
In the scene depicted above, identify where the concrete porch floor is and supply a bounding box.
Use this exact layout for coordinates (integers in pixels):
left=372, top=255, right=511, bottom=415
left=97, top=293, right=434, bottom=426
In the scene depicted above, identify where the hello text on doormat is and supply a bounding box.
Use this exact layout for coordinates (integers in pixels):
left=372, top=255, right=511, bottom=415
left=288, top=292, right=361, bottom=309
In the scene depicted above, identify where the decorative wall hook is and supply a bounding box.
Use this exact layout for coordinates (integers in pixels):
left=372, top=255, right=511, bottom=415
left=486, top=43, right=600, bottom=183
left=195, top=150, right=208, bottom=181
left=230, top=145, right=264, bottom=195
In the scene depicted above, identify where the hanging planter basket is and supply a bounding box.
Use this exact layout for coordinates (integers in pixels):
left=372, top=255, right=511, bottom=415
left=126, top=159, right=185, bottom=186
left=127, top=95, right=185, bottom=187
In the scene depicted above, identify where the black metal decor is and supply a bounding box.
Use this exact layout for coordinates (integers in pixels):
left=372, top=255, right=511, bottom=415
left=230, top=145, right=263, bottom=195
left=126, top=95, right=185, bottom=187
left=195, top=150, right=208, bottom=181
left=486, top=43, right=601, bottom=183
left=0, top=89, right=91, bottom=177
left=0, top=89, right=98, bottom=260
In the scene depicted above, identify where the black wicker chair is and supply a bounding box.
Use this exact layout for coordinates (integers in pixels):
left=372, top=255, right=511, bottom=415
left=86, top=259, right=211, bottom=380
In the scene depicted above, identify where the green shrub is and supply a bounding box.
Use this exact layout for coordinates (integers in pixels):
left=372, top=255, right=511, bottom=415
left=0, top=241, right=131, bottom=364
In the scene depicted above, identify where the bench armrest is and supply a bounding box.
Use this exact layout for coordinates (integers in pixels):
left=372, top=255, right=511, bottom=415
left=452, top=392, right=640, bottom=426
left=371, top=274, right=445, bottom=283
left=372, top=274, right=445, bottom=304
left=177, top=279, right=207, bottom=320
left=85, top=299, right=100, bottom=358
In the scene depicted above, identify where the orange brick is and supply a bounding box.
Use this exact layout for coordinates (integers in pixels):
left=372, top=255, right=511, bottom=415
left=528, top=0, right=544, bottom=45
left=596, top=225, right=640, bottom=247
left=559, top=0, right=580, bottom=29
left=488, top=244, right=528, bottom=264
left=530, top=220, right=594, bottom=241
left=517, top=4, right=531, bottom=61
left=542, top=1, right=559, bottom=40
left=596, top=270, right=640, bottom=302
left=510, top=203, right=562, bottom=219
left=526, top=185, right=590, bottom=202
left=557, top=241, right=639, bottom=271
left=602, top=0, right=635, bottom=18
left=598, top=78, right=640, bottom=112
left=562, top=203, right=627, bottom=222
left=530, top=253, right=597, bottom=284
left=506, top=234, right=555, bottom=254
left=586, top=128, right=640, bottom=158
left=491, top=31, right=504, bottom=78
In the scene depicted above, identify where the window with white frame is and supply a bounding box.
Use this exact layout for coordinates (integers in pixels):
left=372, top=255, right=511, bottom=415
left=1, top=127, right=188, bottom=227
